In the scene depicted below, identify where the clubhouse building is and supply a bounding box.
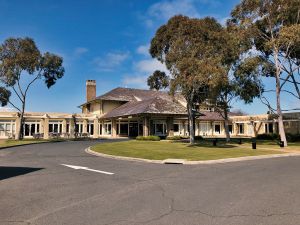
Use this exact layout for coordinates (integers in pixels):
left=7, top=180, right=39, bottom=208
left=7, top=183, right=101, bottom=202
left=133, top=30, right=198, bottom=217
left=0, top=80, right=299, bottom=139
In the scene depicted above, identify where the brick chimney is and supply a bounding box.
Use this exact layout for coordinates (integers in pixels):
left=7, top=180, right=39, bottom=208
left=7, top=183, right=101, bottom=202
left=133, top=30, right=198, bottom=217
left=86, top=80, right=96, bottom=102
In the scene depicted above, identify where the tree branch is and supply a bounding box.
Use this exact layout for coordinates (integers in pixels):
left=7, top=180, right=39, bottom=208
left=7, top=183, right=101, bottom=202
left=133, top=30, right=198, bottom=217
left=8, top=100, right=21, bottom=112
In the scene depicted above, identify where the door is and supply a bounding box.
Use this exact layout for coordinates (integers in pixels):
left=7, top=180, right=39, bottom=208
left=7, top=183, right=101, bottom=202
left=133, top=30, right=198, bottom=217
left=129, top=123, right=138, bottom=137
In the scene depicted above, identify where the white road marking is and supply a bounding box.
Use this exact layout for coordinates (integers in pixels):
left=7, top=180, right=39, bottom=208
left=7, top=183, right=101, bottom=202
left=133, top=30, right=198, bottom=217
left=61, top=164, right=114, bottom=175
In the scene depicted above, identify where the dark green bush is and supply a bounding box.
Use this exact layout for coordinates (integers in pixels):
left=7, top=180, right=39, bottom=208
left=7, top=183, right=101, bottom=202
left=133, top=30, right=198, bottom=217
left=136, top=136, right=160, bottom=141
left=256, top=133, right=279, bottom=140
left=286, top=133, right=300, bottom=142
left=194, top=136, right=204, bottom=141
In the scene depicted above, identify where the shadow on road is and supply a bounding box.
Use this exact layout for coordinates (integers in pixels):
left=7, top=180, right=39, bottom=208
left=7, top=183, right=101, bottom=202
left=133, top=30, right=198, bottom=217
left=0, top=166, right=43, bottom=181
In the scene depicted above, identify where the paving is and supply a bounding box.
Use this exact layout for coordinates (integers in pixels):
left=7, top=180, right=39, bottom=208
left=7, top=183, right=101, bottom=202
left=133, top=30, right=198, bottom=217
left=0, top=140, right=300, bottom=225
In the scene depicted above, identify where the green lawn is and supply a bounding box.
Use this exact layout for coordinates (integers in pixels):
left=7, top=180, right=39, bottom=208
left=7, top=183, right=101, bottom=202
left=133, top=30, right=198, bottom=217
left=91, top=140, right=286, bottom=161
left=0, top=139, right=64, bottom=148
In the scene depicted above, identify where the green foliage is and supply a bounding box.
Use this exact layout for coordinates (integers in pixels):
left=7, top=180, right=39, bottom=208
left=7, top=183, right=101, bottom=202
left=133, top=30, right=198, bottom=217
left=286, top=133, right=300, bottom=142
left=136, top=136, right=161, bottom=141
left=166, top=136, right=181, bottom=140
left=0, top=37, right=65, bottom=139
left=194, top=136, right=204, bottom=141
left=256, top=133, right=279, bottom=140
left=147, top=70, right=169, bottom=91
left=0, top=37, right=65, bottom=108
left=149, top=15, right=229, bottom=144
left=0, top=87, right=11, bottom=106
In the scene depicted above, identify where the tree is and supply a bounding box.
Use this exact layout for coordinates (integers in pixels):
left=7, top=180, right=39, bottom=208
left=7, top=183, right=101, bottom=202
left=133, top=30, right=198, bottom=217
left=147, top=70, right=169, bottom=91
left=230, top=0, right=300, bottom=146
left=210, top=75, right=262, bottom=142
left=0, top=37, right=65, bottom=139
left=150, top=15, right=225, bottom=144
left=205, top=23, right=262, bottom=142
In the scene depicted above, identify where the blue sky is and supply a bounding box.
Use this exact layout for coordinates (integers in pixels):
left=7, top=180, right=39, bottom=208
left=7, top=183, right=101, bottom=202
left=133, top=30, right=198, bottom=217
left=0, top=0, right=299, bottom=114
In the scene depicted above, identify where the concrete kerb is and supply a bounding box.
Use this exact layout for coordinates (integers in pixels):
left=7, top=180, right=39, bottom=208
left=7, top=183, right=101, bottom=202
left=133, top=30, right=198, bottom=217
left=85, top=146, right=300, bottom=165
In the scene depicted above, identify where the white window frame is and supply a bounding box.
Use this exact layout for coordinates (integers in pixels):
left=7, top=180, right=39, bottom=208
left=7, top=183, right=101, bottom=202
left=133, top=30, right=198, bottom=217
left=214, top=122, right=222, bottom=135
left=0, top=120, right=15, bottom=138
left=154, top=120, right=167, bottom=136
left=23, top=121, right=41, bottom=137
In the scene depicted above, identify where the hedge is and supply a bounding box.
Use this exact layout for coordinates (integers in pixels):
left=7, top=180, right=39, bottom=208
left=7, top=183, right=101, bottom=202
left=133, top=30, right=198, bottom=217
left=256, top=133, right=279, bottom=140
left=136, top=136, right=161, bottom=141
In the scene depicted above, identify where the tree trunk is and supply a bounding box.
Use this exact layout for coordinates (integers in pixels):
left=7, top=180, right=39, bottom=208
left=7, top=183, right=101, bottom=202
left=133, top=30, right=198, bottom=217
left=17, top=103, right=25, bottom=140
left=187, top=101, right=195, bottom=144
left=276, top=82, right=287, bottom=147
left=224, top=108, right=231, bottom=143
left=274, top=51, right=287, bottom=147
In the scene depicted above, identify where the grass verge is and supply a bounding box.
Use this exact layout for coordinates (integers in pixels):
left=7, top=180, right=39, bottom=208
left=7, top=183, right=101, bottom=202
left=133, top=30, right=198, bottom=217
left=91, top=140, right=286, bottom=161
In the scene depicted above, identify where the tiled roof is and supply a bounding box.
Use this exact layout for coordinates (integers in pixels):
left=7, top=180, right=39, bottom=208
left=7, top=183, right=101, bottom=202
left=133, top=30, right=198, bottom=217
left=96, top=87, right=176, bottom=102
left=101, top=96, right=187, bottom=119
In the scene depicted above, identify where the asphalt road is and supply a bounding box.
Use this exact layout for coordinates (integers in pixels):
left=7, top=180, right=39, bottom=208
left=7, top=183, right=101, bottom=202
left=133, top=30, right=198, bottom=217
left=1, top=140, right=300, bottom=225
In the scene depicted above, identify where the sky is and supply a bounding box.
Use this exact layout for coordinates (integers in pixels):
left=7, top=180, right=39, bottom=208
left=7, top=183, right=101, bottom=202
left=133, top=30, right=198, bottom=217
left=0, top=0, right=299, bottom=115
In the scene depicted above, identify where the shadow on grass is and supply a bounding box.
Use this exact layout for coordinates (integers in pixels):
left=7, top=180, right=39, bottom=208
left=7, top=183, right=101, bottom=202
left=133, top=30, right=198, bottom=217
left=0, top=166, right=43, bottom=181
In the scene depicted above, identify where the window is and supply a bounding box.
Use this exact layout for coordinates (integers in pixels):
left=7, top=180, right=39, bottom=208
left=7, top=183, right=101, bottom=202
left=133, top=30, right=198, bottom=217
left=199, top=122, right=209, bottom=136
left=87, top=123, right=94, bottom=135
left=66, top=124, right=70, bottom=133
left=75, top=123, right=83, bottom=133
left=174, top=124, right=179, bottom=132
left=268, top=123, right=273, bottom=133
left=119, top=123, right=128, bottom=135
left=0, top=121, right=15, bottom=137
left=104, top=123, right=112, bottom=135
left=239, top=124, right=244, bottom=134
left=23, top=121, right=40, bottom=136
left=99, top=124, right=102, bottom=135
left=154, top=121, right=166, bottom=135
left=214, top=124, right=221, bottom=134
left=86, top=104, right=91, bottom=112
left=228, top=125, right=233, bottom=134
left=49, top=121, right=63, bottom=134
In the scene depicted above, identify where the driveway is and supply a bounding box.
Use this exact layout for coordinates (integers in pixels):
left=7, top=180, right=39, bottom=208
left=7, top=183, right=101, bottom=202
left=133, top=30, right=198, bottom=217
left=0, top=140, right=300, bottom=225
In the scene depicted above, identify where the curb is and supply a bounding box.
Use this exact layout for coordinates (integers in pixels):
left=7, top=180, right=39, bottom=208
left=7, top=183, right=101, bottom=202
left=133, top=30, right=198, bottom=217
left=85, top=147, right=300, bottom=165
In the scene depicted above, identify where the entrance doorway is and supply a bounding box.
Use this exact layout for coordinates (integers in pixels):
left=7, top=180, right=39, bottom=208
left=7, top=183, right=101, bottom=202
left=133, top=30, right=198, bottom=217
left=129, top=123, right=138, bottom=137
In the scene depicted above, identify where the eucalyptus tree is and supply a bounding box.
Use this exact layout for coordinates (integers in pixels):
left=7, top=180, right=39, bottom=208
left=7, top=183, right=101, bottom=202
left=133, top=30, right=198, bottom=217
left=0, top=37, right=64, bottom=139
left=230, top=0, right=300, bottom=146
left=147, top=70, right=169, bottom=91
left=149, top=15, right=225, bottom=144
left=207, top=23, right=262, bottom=142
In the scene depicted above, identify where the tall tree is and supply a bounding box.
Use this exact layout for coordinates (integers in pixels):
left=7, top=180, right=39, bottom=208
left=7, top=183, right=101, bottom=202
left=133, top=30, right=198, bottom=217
left=207, top=23, right=262, bottom=142
left=149, top=15, right=225, bottom=144
left=230, top=0, right=300, bottom=146
left=0, top=37, right=65, bottom=139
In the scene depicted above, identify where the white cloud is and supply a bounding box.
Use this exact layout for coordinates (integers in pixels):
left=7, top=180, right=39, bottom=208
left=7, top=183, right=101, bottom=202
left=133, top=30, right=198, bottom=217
left=143, top=0, right=221, bottom=28
left=74, top=47, right=88, bottom=56
left=148, top=0, right=200, bottom=22
left=122, top=75, right=148, bottom=89
left=122, top=59, right=169, bottom=88
left=93, top=51, right=130, bottom=72
left=134, top=59, right=169, bottom=74
left=136, top=44, right=150, bottom=56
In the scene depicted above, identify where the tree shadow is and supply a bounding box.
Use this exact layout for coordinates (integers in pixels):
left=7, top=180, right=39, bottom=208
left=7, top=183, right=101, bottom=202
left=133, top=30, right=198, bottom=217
left=0, top=166, right=43, bottom=181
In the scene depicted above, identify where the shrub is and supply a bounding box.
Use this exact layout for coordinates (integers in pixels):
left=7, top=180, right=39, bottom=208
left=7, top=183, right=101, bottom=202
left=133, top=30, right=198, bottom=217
left=194, top=136, right=204, bottom=141
left=136, top=136, right=160, bottom=141
left=166, top=135, right=182, bottom=140
left=256, top=133, right=279, bottom=140
left=286, top=133, right=300, bottom=142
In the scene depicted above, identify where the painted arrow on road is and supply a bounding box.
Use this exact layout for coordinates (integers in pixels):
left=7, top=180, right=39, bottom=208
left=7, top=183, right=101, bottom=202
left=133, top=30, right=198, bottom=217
left=61, top=164, right=114, bottom=175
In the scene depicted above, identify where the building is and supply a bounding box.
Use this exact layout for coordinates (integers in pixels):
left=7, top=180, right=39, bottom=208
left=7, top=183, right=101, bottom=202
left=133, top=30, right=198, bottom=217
left=0, top=80, right=299, bottom=139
